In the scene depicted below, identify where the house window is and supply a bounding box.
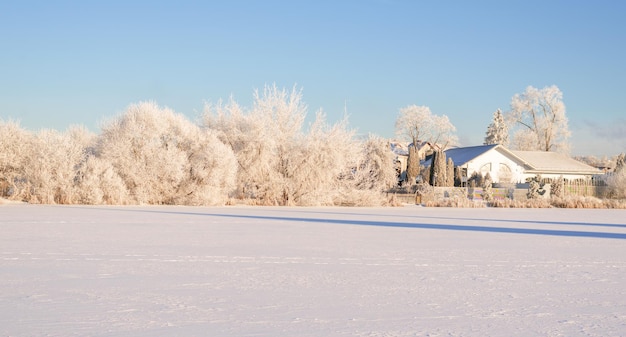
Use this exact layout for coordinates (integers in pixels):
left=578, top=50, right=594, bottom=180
left=498, top=163, right=512, bottom=183
left=480, top=163, right=491, bottom=176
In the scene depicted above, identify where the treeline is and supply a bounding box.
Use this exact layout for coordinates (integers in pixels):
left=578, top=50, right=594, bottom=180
left=0, top=86, right=398, bottom=206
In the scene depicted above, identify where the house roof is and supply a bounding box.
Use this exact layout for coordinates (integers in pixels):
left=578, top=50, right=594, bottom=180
left=391, top=140, right=439, bottom=157
left=422, top=144, right=602, bottom=176
left=422, top=144, right=501, bottom=167
left=511, top=151, right=602, bottom=175
left=442, top=144, right=498, bottom=166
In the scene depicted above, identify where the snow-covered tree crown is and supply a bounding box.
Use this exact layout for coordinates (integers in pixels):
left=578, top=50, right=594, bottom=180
left=484, top=108, right=509, bottom=146
left=507, top=85, right=571, bottom=153
left=394, top=105, right=458, bottom=149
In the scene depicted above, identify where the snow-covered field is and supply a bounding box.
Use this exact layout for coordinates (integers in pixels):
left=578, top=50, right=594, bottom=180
left=1, top=205, right=625, bottom=337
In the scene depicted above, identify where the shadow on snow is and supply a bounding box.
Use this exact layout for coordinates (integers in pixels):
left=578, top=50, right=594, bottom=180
left=75, top=206, right=626, bottom=240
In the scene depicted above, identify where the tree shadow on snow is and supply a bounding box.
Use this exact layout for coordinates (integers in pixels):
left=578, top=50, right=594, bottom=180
left=83, top=207, right=626, bottom=240
left=264, top=208, right=626, bottom=230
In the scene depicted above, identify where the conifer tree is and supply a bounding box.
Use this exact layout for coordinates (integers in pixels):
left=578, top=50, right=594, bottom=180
left=446, top=157, right=455, bottom=187
left=429, top=150, right=447, bottom=186
left=406, top=145, right=420, bottom=185
left=484, top=109, right=509, bottom=146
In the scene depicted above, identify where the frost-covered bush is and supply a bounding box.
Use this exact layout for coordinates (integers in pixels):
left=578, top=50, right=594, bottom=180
left=0, top=119, right=31, bottom=200
left=23, top=126, right=91, bottom=204
left=607, top=167, right=626, bottom=199
left=74, top=155, right=129, bottom=204
left=482, top=172, right=493, bottom=201
left=526, top=175, right=546, bottom=199
left=98, top=101, right=237, bottom=205
left=551, top=175, right=565, bottom=199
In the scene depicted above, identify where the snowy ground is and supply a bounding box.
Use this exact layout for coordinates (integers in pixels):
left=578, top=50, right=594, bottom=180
left=1, top=205, right=625, bottom=337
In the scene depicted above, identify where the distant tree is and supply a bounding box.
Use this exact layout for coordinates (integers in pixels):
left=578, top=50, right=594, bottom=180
left=507, top=85, right=571, bottom=153
left=484, top=108, right=509, bottom=146
left=395, top=105, right=457, bottom=185
left=429, top=150, right=447, bottom=186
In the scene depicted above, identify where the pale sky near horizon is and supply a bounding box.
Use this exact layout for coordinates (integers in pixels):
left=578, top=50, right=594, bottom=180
left=1, top=1, right=625, bottom=156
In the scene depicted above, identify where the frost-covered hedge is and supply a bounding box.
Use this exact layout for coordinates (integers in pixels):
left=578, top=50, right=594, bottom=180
left=0, top=86, right=397, bottom=206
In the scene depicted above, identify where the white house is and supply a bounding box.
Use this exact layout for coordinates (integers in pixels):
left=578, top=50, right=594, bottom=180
left=424, top=144, right=602, bottom=184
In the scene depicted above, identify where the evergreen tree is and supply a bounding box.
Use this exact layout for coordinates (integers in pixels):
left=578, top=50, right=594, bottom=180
left=484, top=108, right=509, bottom=146
left=429, top=150, right=447, bottom=186
left=406, top=145, right=420, bottom=185
left=446, top=157, right=455, bottom=187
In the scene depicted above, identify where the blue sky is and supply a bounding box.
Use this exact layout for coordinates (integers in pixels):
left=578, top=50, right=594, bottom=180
left=1, top=0, right=625, bottom=156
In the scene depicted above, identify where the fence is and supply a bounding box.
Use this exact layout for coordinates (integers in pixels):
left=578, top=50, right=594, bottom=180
left=390, top=180, right=609, bottom=205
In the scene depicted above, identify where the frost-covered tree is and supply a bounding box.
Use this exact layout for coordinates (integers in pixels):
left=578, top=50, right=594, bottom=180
left=0, top=119, right=32, bottom=200
left=352, top=135, right=398, bottom=192
left=22, top=126, right=91, bottom=204
left=204, top=86, right=310, bottom=204
left=205, top=85, right=386, bottom=206
left=507, top=85, right=571, bottom=153
left=98, top=101, right=237, bottom=205
left=395, top=105, right=458, bottom=184
left=446, top=157, right=455, bottom=187
left=406, top=145, right=421, bottom=185
left=429, top=150, right=447, bottom=187
left=484, top=109, right=509, bottom=146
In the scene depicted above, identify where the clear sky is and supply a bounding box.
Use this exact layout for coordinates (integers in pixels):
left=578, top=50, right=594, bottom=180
left=1, top=0, right=625, bottom=156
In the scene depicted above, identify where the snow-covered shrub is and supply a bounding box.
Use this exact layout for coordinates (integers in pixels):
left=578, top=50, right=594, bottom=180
left=607, top=168, right=626, bottom=199
left=550, top=175, right=565, bottom=199
left=0, top=119, right=31, bottom=200
left=23, top=126, right=90, bottom=204
left=74, top=155, right=129, bottom=204
left=98, top=101, right=237, bottom=205
left=482, top=172, right=493, bottom=201
left=526, top=175, right=546, bottom=199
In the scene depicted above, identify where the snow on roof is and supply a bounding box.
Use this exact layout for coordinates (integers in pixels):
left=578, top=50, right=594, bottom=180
left=390, top=142, right=408, bottom=156
left=511, top=151, right=602, bottom=174
left=443, top=144, right=499, bottom=166
left=421, top=144, right=602, bottom=176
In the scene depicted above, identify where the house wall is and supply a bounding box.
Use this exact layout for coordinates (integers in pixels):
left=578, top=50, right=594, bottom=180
left=463, top=150, right=526, bottom=184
